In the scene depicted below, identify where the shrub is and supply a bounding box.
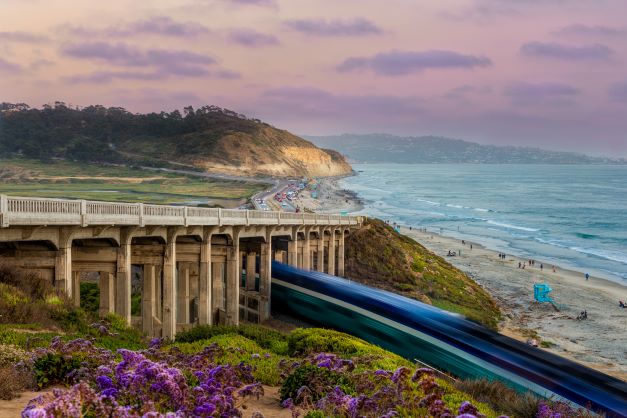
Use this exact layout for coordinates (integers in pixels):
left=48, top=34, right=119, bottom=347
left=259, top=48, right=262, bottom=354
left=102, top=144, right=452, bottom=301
left=287, top=328, right=410, bottom=371
left=0, top=343, right=28, bottom=366
left=79, top=282, right=99, bottom=313
left=176, top=324, right=289, bottom=354
left=280, top=363, right=354, bottom=403
left=0, top=365, right=32, bottom=400
left=0, top=265, right=71, bottom=326
left=454, top=378, right=539, bottom=418
left=32, top=353, right=82, bottom=388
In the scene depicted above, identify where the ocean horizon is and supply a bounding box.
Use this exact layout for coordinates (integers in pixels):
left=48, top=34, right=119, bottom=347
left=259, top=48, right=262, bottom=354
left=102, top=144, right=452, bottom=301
left=340, top=164, right=627, bottom=285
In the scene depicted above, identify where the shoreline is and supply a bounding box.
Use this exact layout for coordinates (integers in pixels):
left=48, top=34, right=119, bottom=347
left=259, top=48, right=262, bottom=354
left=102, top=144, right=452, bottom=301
left=320, top=183, right=627, bottom=380
left=400, top=228, right=627, bottom=380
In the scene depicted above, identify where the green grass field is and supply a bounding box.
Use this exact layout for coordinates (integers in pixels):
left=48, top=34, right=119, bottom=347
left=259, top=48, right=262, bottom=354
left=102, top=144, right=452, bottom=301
left=0, top=158, right=267, bottom=205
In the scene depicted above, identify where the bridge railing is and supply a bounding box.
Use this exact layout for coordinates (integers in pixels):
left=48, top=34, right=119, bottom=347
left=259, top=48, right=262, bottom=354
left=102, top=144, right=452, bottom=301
left=0, top=195, right=363, bottom=228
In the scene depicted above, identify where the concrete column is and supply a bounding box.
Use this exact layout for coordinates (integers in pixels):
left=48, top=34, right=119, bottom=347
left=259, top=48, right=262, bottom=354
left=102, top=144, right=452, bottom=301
left=328, top=230, right=336, bottom=276
left=302, top=234, right=311, bottom=271
left=259, top=242, right=272, bottom=321
left=162, top=230, right=177, bottom=340
left=338, top=231, right=346, bottom=277
left=288, top=235, right=298, bottom=267
left=198, top=233, right=212, bottom=325
left=212, top=262, right=224, bottom=315
left=71, top=271, right=81, bottom=307
left=99, top=271, right=115, bottom=317
left=245, top=252, right=256, bottom=291
left=177, top=266, right=190, bottom=324
left=316, top=234, right=325, bottom=272
left=115, top=240, right=132, bottom=325
left=54, top=246, right=72, bottom=296
left=142, top=264, right=156, bottom=336
left=155, top=266, right=162, bottom=321
left=225, top=234, right=240, bottom=326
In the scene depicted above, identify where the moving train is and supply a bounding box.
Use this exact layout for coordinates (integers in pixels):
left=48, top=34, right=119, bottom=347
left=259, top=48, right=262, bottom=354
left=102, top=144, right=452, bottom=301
left=271, top=261, right=627, bottom=417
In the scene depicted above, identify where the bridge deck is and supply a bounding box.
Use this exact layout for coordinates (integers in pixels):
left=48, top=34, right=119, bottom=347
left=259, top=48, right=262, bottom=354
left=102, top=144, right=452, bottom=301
left=0, top=195, right=361, bottom=228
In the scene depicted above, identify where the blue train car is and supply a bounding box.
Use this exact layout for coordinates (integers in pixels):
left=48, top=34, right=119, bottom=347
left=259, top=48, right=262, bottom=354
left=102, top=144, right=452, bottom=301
left=271, top=261, right=627, bottom=418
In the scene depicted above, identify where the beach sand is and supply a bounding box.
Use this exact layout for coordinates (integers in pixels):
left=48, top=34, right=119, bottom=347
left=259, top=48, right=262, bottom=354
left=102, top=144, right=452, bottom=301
left=401, top=227, right=627, bottom=380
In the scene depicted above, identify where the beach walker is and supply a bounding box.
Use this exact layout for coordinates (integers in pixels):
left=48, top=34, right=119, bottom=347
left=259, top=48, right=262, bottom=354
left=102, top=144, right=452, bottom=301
left=533, top=283, right=564, bottom=311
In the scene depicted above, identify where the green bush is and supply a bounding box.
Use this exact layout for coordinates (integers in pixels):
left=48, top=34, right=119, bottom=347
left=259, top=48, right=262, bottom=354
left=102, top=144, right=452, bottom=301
left=304, top=411, right=326, bottom=418
left=280, top=363, right=354, bottom=403
left=454, top=378, right=540, bottom=418
left=176, top=324, right=289, bottom=354
left=32, top=353, right=82, bottom=389
left=79, top=282, right=99, bottom=314
left=174, top=334, right=288, bottom=386
left=287, top=328, right=410, bottom=372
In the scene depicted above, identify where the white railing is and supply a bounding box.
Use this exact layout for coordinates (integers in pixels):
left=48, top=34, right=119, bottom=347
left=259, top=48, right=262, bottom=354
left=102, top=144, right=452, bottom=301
left=0, top=195, right=362, bottom=228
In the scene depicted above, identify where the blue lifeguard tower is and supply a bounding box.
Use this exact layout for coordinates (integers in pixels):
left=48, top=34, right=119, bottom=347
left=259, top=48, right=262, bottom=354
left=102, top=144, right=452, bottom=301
left=534, top=283, right=563, bottom=311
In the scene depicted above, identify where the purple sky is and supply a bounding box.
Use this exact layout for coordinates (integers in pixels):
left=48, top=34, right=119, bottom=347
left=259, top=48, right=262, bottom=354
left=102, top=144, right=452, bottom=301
left=1, top=0, right=627, bottom=156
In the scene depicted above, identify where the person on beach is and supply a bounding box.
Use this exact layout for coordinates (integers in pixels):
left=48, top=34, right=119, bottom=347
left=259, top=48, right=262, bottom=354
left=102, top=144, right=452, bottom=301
left=619, top=300, right=626, bottom=308
left=518, top=262, right=521, bottom=269
left=585, top=272, right=590, bottom=281
left=540, top=263, right=543, bottom=271
left=553, top=266, right=556, bottom=273
left=470, top=244, right=473, bottom=250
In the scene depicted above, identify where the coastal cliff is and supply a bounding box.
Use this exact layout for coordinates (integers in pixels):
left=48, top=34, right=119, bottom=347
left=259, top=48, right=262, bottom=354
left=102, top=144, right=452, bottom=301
left=0, top=102, right=352, bottom=178
left=345, top=218, right=501, bottom=329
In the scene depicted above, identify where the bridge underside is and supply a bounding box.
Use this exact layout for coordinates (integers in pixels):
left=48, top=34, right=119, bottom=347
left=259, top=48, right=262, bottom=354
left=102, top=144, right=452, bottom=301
left=0, top=224, right=351, bottom=339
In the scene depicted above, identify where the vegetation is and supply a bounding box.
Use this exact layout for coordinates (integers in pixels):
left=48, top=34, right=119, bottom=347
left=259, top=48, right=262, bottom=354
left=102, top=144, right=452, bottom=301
left=0, top=157, right=265, bottom=204
left=0, top=262, right=596, bottom=417
left=0, top=102, right=351, bottom=177
left=307, top=133, right=626, bottom=164
left=345, top=218, right=501, bottom=329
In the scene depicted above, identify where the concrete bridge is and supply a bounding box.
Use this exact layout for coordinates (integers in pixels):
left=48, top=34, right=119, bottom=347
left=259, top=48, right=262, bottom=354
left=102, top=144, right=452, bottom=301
left=0, top=195, right=362, bottom=339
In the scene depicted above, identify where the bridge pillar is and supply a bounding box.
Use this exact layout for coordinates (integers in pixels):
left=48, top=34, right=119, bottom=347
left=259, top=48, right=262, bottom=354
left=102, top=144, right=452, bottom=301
left=225, top=230, right=240, bottom=326
left=71, top=271, right=81, bottom=307
left=142, top=264, right=156, bottom=336
left=245, top=252, right=256, bottom=291
left=316, top=233, right=325, bottom=272
left=259, top=241, right=272, bottom=321
left=337, top=230, right=345, bottom=277
left=54, top=229, right=73, bottom=296
left=162, top=228, right=178, bottom=340
left=99, top=271, right=115, bottom=317
left=198, top=229, right=212, bottom=325
left=115, top=233, right=132, bottom=325
left=301, top=234, right=311, bottom=270
left=287, top=236, right=298, bottom=267
left=328, top=230, right=336, bottom=275
left=177, top=265, right=190, bottom=324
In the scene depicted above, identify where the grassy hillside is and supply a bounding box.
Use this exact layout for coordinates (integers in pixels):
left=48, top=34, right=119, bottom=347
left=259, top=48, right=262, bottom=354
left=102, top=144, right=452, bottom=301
left=0, top=158, right=265, bottom=206
left=346, top=218, right=500, bottom=329
left=0, top=103, right=352, bottom=177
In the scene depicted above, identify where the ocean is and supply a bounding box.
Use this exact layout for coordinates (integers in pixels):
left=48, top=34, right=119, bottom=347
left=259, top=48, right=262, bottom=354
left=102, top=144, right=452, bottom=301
left=340, top=164, right=627, bottom=284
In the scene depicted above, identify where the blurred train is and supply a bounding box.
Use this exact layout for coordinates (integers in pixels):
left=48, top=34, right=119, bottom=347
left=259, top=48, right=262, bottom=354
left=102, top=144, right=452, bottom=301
left=271, top=261, right=627, bottom=417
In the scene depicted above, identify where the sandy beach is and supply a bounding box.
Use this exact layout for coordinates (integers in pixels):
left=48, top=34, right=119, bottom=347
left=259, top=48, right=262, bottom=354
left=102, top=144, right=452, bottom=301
left=401, top=228, right=627, bottom=380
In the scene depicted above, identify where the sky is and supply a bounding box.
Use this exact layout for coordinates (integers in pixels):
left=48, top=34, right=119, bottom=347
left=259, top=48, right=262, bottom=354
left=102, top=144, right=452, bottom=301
left=1, top=0, right=627, bottom=157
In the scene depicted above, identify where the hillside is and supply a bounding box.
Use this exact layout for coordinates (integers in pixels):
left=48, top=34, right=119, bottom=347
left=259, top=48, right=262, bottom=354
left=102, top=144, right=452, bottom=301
left=306, top=133, right=625, bottom=164
left=0, top=102, right=352, bottom=177
left=345, top=218, right=501, bottom=329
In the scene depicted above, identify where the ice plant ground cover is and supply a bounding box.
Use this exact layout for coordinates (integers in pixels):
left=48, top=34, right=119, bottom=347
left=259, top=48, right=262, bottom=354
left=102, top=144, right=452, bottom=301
left=0, top=320, right=594, bottom=418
